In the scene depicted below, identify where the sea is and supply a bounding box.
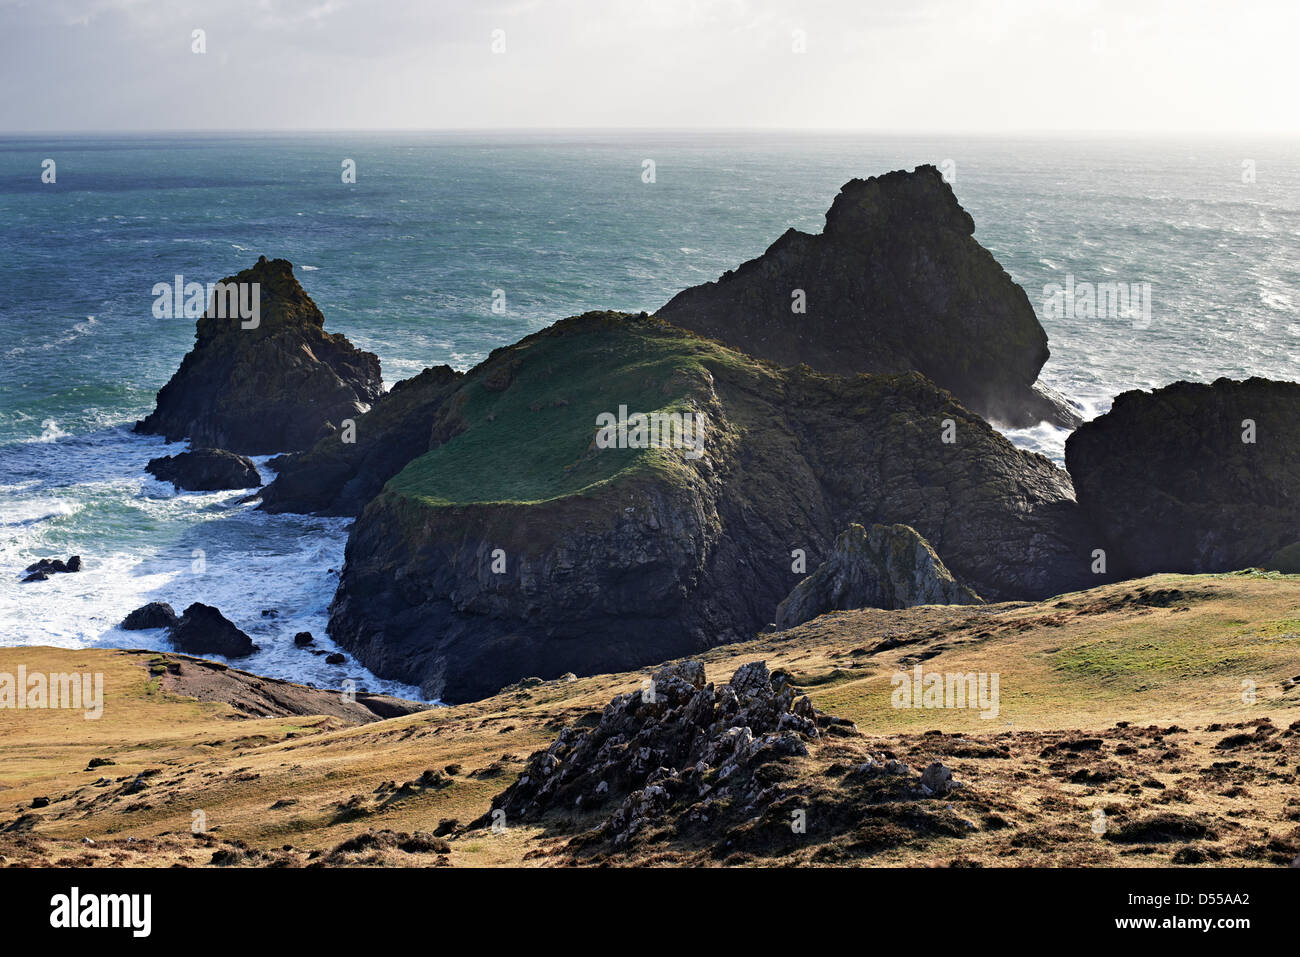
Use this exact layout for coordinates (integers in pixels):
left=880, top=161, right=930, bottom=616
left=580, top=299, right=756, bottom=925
left=1, top=131, right=1297, bottom=697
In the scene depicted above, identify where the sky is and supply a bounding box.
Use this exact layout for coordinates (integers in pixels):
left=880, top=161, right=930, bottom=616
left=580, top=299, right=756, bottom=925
left=1, top=0, right=1297, bottom=134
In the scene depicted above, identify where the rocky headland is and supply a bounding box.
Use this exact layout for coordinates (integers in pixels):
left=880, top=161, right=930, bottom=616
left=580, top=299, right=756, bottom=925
left=131, top=168, right=1300, bottom=709
left=326, top=311, right=1097, bottom=702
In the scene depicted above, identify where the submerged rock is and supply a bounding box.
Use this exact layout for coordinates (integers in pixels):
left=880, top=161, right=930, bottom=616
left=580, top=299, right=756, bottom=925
left=170, top=603, right=256, bottom=659
left=329, top=311, right=1097, bottom=703
left=146, top=448, right=262, bottom=491
left=775, top=523, right=981, bottom=630
left=1066, top=377, right=1300, bottom=577
left=121, top=602, right=179, bottom=631
left=135, top=257, right=382, bottom=455
left=657, top=165, right=1078, bottom=429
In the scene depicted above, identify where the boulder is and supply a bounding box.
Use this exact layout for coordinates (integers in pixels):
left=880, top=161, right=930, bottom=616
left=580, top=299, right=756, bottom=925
left=259, top=365, right=463, bottom=515
left=329, top=311, right=1097, bottom=703
left=21, top=556, right=81, bottom=582
left=1066, top=377, right=1300, bottom=577
left=146, top=448, right=261, bottom=491
left=775, top=523, right=981, bottom=630
left=657, top=166, right=1079, bottom=428
left=121, top=602, right=179, bottom=631
left=135, top=257, right=382, bottom=455
left=293, top=631, right=315, bottom=646
left=170, top=603, right=256, bottom=658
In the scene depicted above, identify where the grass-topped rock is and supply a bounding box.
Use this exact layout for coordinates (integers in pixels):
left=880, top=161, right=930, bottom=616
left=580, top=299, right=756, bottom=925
left=328, top=311, right=1098, bottom=703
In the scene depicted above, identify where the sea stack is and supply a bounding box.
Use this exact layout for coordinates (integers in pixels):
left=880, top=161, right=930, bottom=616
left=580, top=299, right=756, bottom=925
left=135, top=257, right=382, bottom=455
left=657, top=165, right=1079, bottom=429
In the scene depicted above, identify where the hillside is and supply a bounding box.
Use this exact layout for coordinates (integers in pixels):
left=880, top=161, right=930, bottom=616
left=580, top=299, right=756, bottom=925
left=2, top=572, right=1297, bottom=867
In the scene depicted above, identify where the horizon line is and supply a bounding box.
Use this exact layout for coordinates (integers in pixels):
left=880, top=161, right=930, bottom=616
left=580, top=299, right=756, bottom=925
left=3, top=126, right=1299, bottom=139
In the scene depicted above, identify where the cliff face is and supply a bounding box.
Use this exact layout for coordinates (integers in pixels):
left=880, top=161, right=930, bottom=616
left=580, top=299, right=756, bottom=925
left=259, top=365, right=463, bottom=515
left=329, top=312, right=1097, bottom=703
left=656, top=166, right=1077, bottom=429
left=1066, top=377, right=1300, bottom=577
left=135, top=257, right=382, bottom=455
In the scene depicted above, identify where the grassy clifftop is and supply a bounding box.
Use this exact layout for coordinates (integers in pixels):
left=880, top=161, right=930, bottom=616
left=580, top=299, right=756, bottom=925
left=384, top=311, right=760, bottom=508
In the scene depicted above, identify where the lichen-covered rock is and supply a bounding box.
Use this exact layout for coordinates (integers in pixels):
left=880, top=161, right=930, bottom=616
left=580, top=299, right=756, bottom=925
left=657, top=166, right=1078, bottom=429
left=477, top=660, right=852, bottom=847
left=329, top=312, right=1098, bottom=702
left=775, top=523, right=981, bottom=630
left=259, top=365, right=463, bottom=515
left=1066, top=377, right=1300, bottom=577
left=135, top=257, right=382, bottom=455
left=146, top=448, right=261, bottom=491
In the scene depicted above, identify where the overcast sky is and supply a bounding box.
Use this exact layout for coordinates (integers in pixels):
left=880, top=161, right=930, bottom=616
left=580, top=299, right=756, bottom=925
left=2, top=0, right=1296, bottom=133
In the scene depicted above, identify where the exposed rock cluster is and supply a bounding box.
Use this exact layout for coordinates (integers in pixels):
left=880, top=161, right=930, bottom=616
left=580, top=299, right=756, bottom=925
left=120, top=601, right=256, bottom=658
left=482, top=660, right=853, bottom=845
left=20, top=556, right=81, bottom=583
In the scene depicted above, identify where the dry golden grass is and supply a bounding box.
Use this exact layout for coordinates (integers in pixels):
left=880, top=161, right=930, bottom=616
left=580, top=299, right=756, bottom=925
left=1, top=571, right=1298, bottom=867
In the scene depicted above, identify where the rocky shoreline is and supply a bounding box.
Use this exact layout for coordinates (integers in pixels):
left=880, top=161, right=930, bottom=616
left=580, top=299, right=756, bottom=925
left=115, top=165, right=1299, bottom=704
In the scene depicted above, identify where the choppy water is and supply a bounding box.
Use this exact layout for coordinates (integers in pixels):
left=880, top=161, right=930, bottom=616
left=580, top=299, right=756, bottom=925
left=2, top=132, right=1297, bottom=695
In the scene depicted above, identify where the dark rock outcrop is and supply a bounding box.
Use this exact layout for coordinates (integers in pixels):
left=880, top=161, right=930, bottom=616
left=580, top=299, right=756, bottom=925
left=1066, top=377, right=1300, bottom=577
left=479, top=660, right=849, bottom=846
left=775, top=523, right=981, bottom=630
left=145, top=448, right=262, bottom=491
left=135, top=257, right=382, bottom=455
left=170, top=603, right=256, bottom=659
left=21, top=556, right=81, bottom=582
left=329, top=312, right=1098, bottom=703
left=259, top=365, right=463, bottom=515
left=121, top=602, right=179, bottom=631
left=657, top=166, right=1078, bottom=429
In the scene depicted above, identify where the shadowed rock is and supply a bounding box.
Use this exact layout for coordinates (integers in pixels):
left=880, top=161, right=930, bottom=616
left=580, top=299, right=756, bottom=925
left=657, top=165, right=1079, bottom=429
left=170, top=603, right=256, bottom=659
left=478, top=660, right=850, bottom=846
left=21, top=556, right=81, bottom=582
left=1066, top=377, right=1300, bottom=577
left=259, top=365, right=463, bottom=515
left=121, top=602, right=179, bottom=631
left=775, top=523, right=981, bottom=630
left=146, top=448, right=261, bottom=491
left=135, top=257, right=382, bottom=455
